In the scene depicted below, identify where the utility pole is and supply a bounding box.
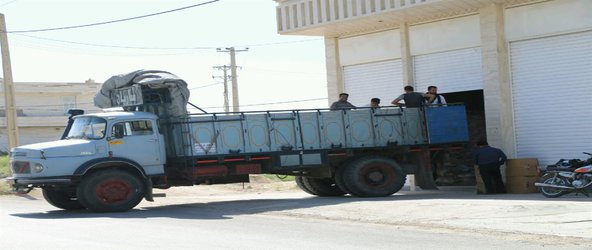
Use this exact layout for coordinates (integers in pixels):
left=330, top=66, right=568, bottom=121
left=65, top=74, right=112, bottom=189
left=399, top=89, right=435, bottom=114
left=212, top=65, right=231, bottom=113
left=0, top=13, right=19, bottom=149
left=217, top=47, right=248, bottom=112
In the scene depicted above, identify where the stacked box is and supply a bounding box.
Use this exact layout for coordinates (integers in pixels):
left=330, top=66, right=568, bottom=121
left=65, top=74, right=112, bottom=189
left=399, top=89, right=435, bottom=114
left=505, top=158, right=540, bottom=193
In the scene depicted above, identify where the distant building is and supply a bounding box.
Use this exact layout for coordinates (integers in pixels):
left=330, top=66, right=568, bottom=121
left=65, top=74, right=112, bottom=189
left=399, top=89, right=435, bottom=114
left=275, top=0, right=592, bottom=165
left=0, top=79, right=101, bottom=151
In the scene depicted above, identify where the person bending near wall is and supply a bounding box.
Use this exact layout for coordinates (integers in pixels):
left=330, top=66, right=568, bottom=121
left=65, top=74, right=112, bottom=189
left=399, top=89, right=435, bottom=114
left=473, top=140, right=507, bottom=194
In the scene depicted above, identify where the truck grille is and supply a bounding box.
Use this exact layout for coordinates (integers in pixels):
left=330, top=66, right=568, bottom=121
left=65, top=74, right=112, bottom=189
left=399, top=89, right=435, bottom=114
left=12, top=161, right=31, bottom=174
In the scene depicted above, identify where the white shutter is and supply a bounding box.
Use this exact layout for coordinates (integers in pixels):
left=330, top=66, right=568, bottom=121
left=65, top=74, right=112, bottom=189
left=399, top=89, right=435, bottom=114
left=343, top=60, right=404, bottom=107
left=413, top=47, right=483, bottom=93
left=511, top=31, right=592, bottom=165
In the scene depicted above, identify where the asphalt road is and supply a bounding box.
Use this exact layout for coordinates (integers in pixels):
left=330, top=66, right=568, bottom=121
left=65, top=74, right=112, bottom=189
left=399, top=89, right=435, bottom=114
left=0, top=186, right=590, bottom=250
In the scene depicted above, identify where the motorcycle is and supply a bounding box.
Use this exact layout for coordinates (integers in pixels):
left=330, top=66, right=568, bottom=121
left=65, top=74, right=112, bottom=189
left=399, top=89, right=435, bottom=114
left=534, top=152, right=592, bottom=198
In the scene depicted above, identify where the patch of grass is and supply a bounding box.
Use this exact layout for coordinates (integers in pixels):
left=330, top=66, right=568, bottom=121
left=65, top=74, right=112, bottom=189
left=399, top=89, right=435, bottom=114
left=263, top=174, right=295, bottom=182
left=0, top=156, right=10, bottom=194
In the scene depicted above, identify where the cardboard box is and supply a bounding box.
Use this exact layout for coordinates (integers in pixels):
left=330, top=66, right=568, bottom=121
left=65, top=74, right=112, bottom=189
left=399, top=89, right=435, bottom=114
left=506, top=158, right=539, bottom=177
left=506, top=176, right=539, bottom=193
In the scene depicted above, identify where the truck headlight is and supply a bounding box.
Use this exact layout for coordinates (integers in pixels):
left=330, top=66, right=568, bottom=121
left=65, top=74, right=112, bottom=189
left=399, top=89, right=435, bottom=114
left=33, top=163, right=44, bottom=173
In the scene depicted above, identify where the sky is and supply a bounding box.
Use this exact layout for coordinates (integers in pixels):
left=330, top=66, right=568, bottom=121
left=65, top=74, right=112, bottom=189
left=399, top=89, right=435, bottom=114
left=0, top=0, right=329, bottom=113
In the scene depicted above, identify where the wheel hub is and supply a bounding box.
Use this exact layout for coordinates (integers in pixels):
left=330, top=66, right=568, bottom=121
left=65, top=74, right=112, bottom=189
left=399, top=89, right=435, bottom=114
left=367, top=171, right=385, bottom=183
left=95, top=179, right=132, bottom=204
left=363, top=165, right=394, bottom=187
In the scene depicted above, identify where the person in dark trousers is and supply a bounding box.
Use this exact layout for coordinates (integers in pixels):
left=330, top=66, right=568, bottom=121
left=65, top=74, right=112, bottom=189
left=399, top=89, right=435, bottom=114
left=392, top=86, right=434, bottom=107
left=473, top=140, right=507, bottom=194
left=330, top=93, right=356, bottom=110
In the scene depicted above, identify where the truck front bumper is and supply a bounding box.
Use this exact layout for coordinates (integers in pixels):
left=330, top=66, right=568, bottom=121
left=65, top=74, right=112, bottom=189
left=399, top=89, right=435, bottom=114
left=3, top=177, right=73, bottom=193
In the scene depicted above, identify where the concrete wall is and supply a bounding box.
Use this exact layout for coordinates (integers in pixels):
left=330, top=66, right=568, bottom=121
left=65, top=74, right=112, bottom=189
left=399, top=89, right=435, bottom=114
left=0, top=80, right=101, bottom=150
left=409, top=15, right=481, bottom=55
left=505, top=0, right=592, bottom=41
left=0, top=127, right=64, bottom=152
left=338, top=29, right=401, bottom=66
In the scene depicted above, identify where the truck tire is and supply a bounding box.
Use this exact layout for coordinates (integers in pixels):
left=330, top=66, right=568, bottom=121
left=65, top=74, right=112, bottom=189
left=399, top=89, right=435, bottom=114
left=302, top=177, right=346, bottom=196
left=295, top=176, right=316, bottom=195
left=341, top=156, right=406, bottom=197
left=334, top=164, right=353, bottom=195
left=42, top=187, right=85, bottom=210
left=76, top=169, right=145, bottom=212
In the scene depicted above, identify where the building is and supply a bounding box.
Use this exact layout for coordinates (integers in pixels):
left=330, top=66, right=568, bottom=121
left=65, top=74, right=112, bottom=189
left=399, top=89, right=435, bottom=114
left=0, top=79, right=101, bottom=152
left=275, top=0, right=592, bottom=165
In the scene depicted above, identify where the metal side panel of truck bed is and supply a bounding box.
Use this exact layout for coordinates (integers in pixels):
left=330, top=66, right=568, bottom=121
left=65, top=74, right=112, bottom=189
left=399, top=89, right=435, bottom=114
left=169, top=106, right=466, bottom=157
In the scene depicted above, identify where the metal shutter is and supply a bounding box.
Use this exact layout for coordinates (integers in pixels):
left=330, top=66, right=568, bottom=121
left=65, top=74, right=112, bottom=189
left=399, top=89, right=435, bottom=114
left=343, top=60, right=404, bottom=107
left=413, top=47, right=483, bottom=93
left=511, top=31, right=592, bottom=165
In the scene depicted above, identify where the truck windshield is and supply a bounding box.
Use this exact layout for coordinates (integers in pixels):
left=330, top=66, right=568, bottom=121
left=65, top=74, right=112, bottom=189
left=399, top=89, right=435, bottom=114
left=65, top=117, right=107, bottom=140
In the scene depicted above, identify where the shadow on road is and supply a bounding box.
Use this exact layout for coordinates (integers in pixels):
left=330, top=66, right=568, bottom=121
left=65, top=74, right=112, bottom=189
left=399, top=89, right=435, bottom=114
left=10, top=186, right=590, bottom=220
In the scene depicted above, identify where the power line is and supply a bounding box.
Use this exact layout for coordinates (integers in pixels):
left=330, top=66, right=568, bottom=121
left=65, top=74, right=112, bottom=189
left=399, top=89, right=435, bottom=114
left=7, top=0, right=220, bottom=33
left=12, top=33, right=319, bottom=51
left=2, top=97, right=328, bottom=110
left=13, top=33, right=216, bottom=50
left=188, top=82, right=222, bottom=90
left=190, top=97, right=328, bottom=110
left=243, top=38, right=323, bottom=47
left=0, top=0, right=18, bottom=7
left=247, top=67, right=325, bottom=76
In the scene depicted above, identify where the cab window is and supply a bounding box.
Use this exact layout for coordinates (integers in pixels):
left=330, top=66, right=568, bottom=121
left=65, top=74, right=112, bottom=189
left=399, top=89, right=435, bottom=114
left=112, top=120, right=154, bottom=137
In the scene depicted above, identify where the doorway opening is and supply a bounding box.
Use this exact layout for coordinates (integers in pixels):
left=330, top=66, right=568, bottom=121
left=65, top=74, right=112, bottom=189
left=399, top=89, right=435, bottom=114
left=431, top=90, right=487, bottom=186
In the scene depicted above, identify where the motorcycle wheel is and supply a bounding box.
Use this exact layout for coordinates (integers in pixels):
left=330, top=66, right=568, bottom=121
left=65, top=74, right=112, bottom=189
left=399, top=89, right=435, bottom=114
left=539, top=176, right=570, bottom=198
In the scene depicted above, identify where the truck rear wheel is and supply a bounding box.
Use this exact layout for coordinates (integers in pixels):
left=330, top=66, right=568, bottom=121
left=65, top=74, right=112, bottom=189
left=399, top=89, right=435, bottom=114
left=77, top=169, right=145, bottom=212
left=302, top=177, right=346, bottom=196
left=42, top=187, right=85, bottom=210
left=341, top=156, right=406, bottom=197
left=295, top=176, right=316, bottom=195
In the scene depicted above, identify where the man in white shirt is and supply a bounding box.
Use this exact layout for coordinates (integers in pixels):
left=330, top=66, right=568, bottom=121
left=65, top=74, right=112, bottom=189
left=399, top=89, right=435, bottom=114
left=427, top=86, right=447, bottom=106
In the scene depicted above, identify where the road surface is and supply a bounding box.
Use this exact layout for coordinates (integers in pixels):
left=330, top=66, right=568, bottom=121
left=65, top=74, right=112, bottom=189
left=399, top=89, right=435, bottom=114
left=0, top=184, right=590, bottom=250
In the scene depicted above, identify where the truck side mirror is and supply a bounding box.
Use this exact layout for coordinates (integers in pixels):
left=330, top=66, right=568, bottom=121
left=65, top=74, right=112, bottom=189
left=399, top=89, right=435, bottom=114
left=113, top=124, right=125, bottom=139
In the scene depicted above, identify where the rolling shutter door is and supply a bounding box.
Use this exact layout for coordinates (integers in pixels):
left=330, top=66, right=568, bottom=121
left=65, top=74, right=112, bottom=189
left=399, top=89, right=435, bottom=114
left=511, top=31, right=592, bottom=165
left=343, top=60, right=404, bottom=107
left=413, top=47, right=483, bottom=93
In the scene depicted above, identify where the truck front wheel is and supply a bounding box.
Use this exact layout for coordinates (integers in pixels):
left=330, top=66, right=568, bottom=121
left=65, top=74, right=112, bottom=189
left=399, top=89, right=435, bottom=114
left=76, top=169, right=145, bottom=212
left=341, top=156, right=406, bottom=197
left=42, top=187, right=85, bottom=210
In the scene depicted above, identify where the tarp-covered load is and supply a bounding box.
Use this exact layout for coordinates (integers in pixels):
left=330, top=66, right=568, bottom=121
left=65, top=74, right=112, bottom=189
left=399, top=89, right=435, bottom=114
left=94, top=70, right=190, bottom=116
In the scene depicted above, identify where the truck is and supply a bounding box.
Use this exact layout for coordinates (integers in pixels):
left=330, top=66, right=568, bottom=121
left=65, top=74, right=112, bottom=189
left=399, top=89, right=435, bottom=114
left=5, top=70, right=469, bottom=212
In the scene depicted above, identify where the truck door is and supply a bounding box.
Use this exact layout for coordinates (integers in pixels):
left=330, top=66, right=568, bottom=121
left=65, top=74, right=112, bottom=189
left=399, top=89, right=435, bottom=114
left=109, top=119, right=163, bottom=167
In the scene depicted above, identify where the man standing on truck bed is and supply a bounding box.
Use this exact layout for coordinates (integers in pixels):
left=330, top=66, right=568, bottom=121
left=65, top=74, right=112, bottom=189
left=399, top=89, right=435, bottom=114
left=392, top=86, right=434, bottom=107
left=426, top=85, right=447, bottom=106
left=330, top=93, right=356, bottom=110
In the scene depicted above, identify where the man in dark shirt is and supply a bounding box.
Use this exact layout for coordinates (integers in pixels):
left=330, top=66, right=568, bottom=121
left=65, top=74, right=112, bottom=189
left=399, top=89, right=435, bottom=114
left=473, top=140, right=507, bottom=194
left=392, top=86, right=434, bottom=107
left=330, top=93, right=356, bottom=110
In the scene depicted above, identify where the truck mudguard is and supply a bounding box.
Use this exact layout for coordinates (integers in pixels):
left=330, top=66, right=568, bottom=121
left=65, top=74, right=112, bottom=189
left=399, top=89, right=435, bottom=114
left=73, top=157, right=147, bottom=178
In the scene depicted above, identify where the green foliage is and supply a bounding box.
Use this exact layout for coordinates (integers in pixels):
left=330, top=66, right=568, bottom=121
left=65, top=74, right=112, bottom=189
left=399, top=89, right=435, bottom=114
left=0, top=156, right=10, bottom=194
left=263, top=174, right=295, bottom=182
left=0, top=156, right=8, bottom=178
